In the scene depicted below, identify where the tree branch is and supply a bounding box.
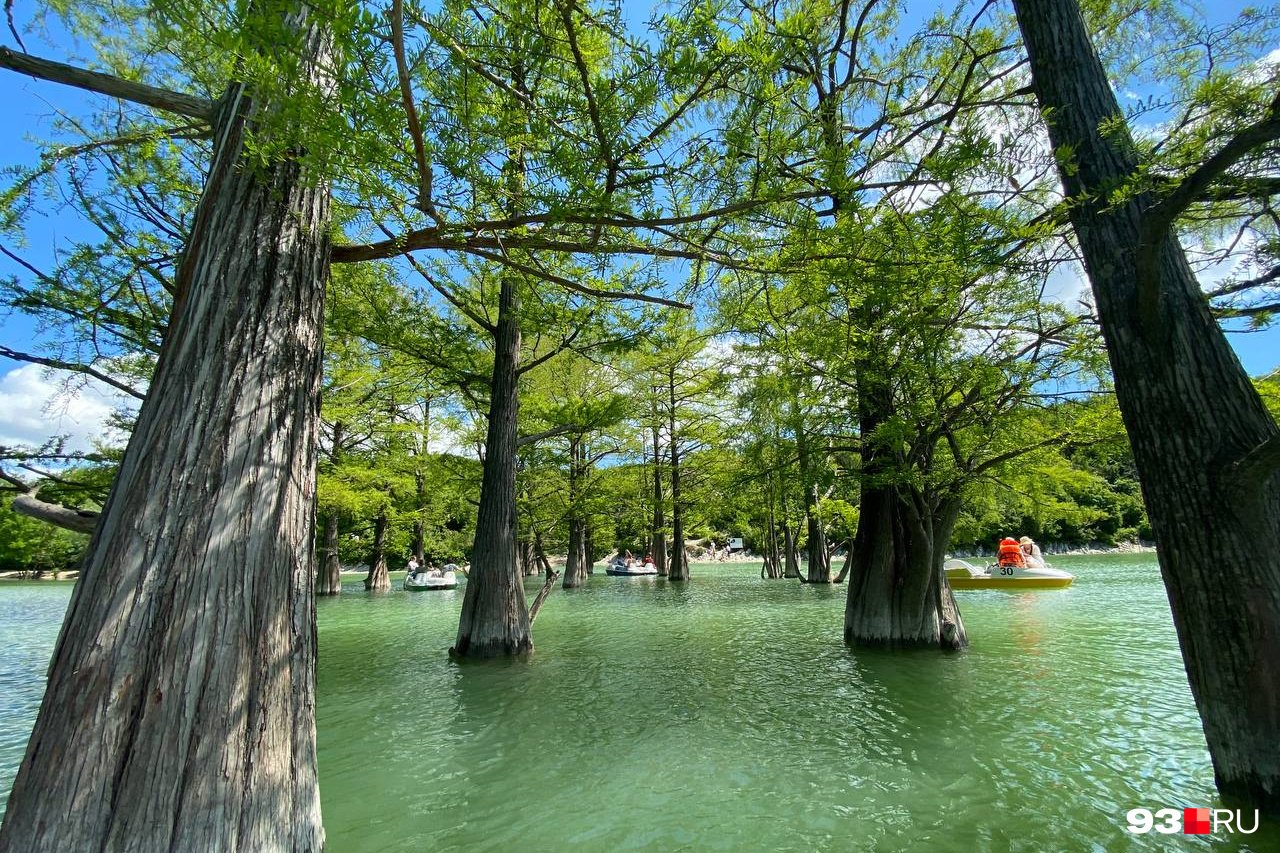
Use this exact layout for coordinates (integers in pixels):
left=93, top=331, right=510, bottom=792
left=1145, top=89, right=1280, bottom=240
left=0, top=345, right=146, bottom=399
left=9, top=490, right=98, bottom=535
left=390, top=0, right=436, bottom=218
left=465, top=246, right=692, bottom=309
left=0, top=46, right=213, bottom=119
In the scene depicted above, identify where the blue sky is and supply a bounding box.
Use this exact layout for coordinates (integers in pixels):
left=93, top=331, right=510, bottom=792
left=0, top=1, right=1276, bottom=453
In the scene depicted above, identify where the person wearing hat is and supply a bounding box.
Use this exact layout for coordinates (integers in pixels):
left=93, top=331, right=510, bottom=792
left=1019, top=536, right=1045, bottom=568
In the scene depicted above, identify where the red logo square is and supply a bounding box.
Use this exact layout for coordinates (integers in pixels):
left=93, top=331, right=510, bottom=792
left=1184, top=808, right=1211, bottom=834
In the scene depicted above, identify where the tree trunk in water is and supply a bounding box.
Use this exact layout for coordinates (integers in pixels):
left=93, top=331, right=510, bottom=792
left=584, top=524, right=594, bottom=575
left=795, top=415, right=830, bottom=583
left=364, top=513, right=390, bottom=591
left=805, top=493, right=830, bottom=583
left=453, top=268, right=531, bottom=657
left=844, top=483, right=966, bottom=649
left=0, top=15, right=332, bottom=850
left=667, top=370, right=689, bottom=581
left=1014, top=0, right=1280, bottom=810
left=317, top=511, right=342, bottom=596
left=563, top=437, right=589, bottom=588
left=317, top=418, right=344, bottom=596
left=782, top=522, right=800, bottom=578
left=650, top=407, right=667, bottom=575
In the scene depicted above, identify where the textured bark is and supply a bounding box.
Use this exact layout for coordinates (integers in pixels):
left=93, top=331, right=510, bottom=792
left=796, top=418, right=831, bottom=583
left=650, top=406, right=667, bottom=575
left=844, top=484, right=966, bottom=650
left=317, top=512, right=342, bottom=596
left=804, top=492, right=830, bottom=583
left=667, top=370, right=689, bottom=581
left=453, top=268, right=531, bottom=658
left=782, top=522, right=800, bottom=579
left=364, top=513, right=390, bottom=592
left=1014, top=0, right=1280, bottom=810
left=317, top=419, right=344, bottom=596
left=0, top=11, right=333, bottom=849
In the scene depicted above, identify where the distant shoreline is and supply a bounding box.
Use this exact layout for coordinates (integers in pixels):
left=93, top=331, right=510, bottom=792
left=0, top=542, right=1159, bottom=582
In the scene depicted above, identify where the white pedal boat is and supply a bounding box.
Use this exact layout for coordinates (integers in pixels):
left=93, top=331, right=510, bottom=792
left=405, top=568, right=458, bottom=590
left=944, top=558, right=1073, bottom=589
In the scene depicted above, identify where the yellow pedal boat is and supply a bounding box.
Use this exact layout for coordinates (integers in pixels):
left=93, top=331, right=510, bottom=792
left=944, top=558, right=1073, bottom=590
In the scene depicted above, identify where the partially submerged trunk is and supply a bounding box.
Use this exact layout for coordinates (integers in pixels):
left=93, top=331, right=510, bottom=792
left=650, top=406, right=667, bottom=575
left=782, top=521, right=800, bottom=579
left=0, top=13, right=333, bottom=848
left=317, top=418, right=345, bottom=596
left=844, top=485, right=966, bottom=650
left=453, top=268, right=531, bottom=658
left=364, top=512, right=390, bottom=591
left=804, top=494, right=831, bottom=583
left=317, top=511, right=342, bottom=595
left=563, top=436, right=589, bottom=588
left=796, top=417, right=831, bottom=583
left=844, top=372, right=966, bottom=649
left=762, top=498, right=783, bottom=579
left=1015, top=0, right=1280, bottom=810
left=667, top=369, right=689, bottom=581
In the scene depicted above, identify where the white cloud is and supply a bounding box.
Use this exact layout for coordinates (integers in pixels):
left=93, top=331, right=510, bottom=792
left=0, top=364, right=130, bottom=454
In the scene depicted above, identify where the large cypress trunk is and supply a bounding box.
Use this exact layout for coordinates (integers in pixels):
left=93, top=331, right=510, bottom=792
left=804, top=490, right=830, bottom=583
left=844, top=373, right=966, bottom=649
left=796, top=417, right=831, bottom=583
left=844, top=485, right=966, bottom=650
left=453, top=269, right=531, bottom=657
left=782, top=521, right=800, bottom=578
left=1013, top=0, right=1280, bottom=809
left=318, top=511, right=342, bottom=595
left=364, top=512, right=390, bottom=591
left=0, top=15, right=332, bottom=850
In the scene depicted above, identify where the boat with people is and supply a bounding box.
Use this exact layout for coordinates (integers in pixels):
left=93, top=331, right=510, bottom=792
left=605, top=555, right=658, bottom=576
left=944, top=558, right=1073, bottom=589
left=944, top=535, right=1072, bottom=589
left=404, top=563, right=460, bottom=591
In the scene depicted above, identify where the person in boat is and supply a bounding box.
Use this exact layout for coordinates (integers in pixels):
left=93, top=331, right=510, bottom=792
left=997, top=536, right=1026, bottom=568
left=643, top=552, right=656, bottom=571
left=1019, top=536, right=1045, bottom=569
left=407, top=556, right=422, bottom=580
left=624, top=549, right=635, bottom=568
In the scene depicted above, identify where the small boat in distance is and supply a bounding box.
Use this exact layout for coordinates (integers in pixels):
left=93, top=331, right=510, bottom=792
left=405, top=565, right=459, bottom=591
left=605, top=558, right=658, bottom=576
left=944, top=558, right=1073, bottom=590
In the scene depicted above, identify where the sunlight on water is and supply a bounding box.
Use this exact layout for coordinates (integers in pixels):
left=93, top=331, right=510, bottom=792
left=3, top=556, right=1278, bottom=851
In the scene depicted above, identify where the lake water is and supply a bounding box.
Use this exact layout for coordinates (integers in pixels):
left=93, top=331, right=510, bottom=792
left=2, top=555, right=1278, bottom=850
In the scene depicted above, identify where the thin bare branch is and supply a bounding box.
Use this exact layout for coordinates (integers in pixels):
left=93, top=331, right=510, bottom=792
left=0, top=46, right=212, bottom=119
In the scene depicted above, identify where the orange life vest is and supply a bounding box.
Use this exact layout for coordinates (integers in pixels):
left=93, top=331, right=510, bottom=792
left=997, top=538, right=1025, bottom=567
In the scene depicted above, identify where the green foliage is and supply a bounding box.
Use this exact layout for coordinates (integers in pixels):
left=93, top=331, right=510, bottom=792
left=0, top=500, right=88, bottom=572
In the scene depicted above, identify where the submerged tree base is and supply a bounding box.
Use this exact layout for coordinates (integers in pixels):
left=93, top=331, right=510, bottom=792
left=449, top=639, right=533, bottom=660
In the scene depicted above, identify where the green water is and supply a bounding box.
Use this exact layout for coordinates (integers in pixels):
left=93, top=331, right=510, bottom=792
left=3, top=556, right=1279, bottom=850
